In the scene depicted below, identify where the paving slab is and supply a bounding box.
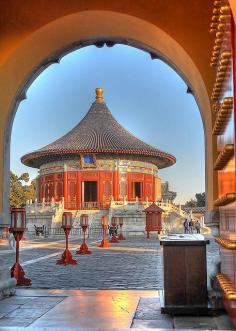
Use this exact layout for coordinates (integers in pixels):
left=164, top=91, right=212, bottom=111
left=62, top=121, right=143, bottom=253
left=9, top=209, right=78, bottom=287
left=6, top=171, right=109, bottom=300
left=213, top=314, right=236, bottom=330
left=0, top=296, right=34, bottom=305
left=47, top=289, right=159, bottom=297
left=174, top=316, right=218, bottom=329
left=30, top=294, right=139, bottom=329
left=0, top=318, right=34, bottom=327
left=0, top=303, right=19, bottom=314
left=6, top=307, right=52, bottom=318
left=132, top=319, right=174, bottom=328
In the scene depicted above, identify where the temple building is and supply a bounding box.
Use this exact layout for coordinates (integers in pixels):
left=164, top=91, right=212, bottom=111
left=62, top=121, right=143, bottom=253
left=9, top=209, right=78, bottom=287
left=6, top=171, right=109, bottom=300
left=21, top=88, right=176, bottom=211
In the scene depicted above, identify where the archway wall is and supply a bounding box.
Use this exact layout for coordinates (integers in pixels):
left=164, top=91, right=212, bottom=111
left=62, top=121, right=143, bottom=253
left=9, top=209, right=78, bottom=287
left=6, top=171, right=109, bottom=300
left=229, top=0, right=236, bottom=22
left=0, top=11, right=216, bottom=226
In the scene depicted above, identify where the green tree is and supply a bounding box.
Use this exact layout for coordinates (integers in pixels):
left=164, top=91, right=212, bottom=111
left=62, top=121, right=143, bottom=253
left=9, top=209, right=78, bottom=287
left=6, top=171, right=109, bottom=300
left=195, top=192, right=205, bottom=207
left=23, top=179, right=36, bottom=202
left=9, top=171, right=36, bottom=208
left=184, top=192, right=206, bottom=208
left=184, top=198, right=197, bottom=207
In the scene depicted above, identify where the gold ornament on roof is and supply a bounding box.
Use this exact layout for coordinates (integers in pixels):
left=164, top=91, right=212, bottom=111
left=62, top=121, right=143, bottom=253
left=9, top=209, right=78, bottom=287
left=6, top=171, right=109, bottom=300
left=95, top=87, right=103, bottom=101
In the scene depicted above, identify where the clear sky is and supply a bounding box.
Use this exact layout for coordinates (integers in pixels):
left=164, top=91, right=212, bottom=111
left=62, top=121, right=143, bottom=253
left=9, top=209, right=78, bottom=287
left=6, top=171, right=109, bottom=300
left=11, top=44, right=204, bottom=204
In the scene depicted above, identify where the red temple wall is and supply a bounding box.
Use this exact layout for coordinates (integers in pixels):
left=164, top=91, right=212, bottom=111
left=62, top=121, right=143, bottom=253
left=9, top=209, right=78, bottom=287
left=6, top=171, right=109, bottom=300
left=218, top=170, right=236, bottom=197
left=38, top=170, right=157, bottom=209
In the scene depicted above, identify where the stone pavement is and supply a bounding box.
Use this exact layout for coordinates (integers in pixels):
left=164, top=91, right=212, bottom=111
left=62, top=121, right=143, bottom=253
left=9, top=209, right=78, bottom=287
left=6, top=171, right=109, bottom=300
left=0, top=235, right=231, bottom=330
left=0, top=237, right=162, bottom=289
left=0, top=236, right=218, bottom=290
left=0, top=289, right=234, bottom=330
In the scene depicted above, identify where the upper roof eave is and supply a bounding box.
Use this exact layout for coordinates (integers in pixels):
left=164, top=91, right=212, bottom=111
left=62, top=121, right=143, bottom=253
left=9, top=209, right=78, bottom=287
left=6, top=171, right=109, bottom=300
left=21, top=88, right=176, bottom=170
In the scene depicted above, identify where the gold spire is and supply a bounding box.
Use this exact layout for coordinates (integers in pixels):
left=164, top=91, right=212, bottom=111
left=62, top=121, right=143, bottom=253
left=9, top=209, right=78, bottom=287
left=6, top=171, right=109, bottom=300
left=95, top=87, right=103, bottom=101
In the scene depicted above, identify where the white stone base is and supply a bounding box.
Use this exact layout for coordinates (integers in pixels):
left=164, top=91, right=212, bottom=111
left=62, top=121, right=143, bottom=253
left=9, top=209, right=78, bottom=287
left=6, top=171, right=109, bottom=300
left=0, top=238, right=16, bottom=299
left=0, top=269, right=16, bottom=299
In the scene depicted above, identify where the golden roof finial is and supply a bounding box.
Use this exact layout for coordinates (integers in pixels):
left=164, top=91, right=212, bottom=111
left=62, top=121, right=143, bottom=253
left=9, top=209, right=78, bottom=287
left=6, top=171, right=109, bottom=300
left=96, top=87, right=103, bottom=101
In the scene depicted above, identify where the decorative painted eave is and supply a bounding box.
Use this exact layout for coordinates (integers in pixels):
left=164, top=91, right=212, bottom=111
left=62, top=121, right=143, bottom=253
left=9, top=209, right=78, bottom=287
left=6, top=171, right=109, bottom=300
left=215, top=237, right=236, bottom=250
left=214, top=143, right=234, bottom=170
left=21, top=88, right=176, bottom=169
left=214, top=192, right=236, bottom=206
left=216, top=274, right=236, bottom=301
left=212, top=97, right=233, bottom=135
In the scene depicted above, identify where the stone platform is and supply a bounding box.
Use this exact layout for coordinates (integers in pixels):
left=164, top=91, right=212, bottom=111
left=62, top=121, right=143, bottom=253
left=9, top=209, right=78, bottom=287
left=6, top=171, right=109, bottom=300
left=0, top=289, right=234, bottom=330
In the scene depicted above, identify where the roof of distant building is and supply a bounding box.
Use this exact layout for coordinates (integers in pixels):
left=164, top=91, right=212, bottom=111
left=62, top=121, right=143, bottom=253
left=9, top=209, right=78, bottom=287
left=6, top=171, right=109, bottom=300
left=182, top=206, right=206, bottom=213
left=21, top=88, right=176, bottom=169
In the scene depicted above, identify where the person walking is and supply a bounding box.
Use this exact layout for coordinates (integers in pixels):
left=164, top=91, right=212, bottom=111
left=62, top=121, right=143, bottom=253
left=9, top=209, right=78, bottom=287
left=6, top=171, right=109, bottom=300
left=195, top=220, right=201, bottom=234
left=189, top=219, right=194, bottom=234
left=108, top=225, right=112, bottom=237
left=183, top=219, right=189, bottom=234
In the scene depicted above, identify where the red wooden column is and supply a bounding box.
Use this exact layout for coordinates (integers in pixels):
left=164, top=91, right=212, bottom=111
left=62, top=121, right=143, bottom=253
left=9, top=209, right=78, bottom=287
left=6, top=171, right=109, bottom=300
left=143, top=174, right=147, bottom=200
left=39, top=177, right=43, bottom=202
left=42, top=176, right=45, bottom=201
left=36, top=177, right=40, bottom=201
left=113, top=170, right=119, bottom=201
left=77, top=172, right=81, bottom=209
left=152, top=174, right=155, bottom=202
left=127, top=173, right=132, bottom=201
left=98, top=171, right=102, bottom=206
left=144, top=174, right=153, bottom=202
left=63, top=165, right=68, bottom=208
left=53, top=173, right=57, bottom=200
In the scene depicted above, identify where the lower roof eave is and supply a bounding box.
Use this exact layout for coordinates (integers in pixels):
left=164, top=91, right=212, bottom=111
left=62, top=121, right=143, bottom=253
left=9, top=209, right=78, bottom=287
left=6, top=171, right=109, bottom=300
left=21, top=149, right=176, bottom=169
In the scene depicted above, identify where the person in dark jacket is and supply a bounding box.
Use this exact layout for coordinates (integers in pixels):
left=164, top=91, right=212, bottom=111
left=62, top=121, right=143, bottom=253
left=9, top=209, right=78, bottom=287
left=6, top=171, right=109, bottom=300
left=183, top=219, right=189, bottom=233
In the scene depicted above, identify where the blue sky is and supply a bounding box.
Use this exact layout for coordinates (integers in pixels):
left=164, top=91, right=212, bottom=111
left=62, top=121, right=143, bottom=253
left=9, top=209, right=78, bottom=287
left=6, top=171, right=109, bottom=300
left=11, top=45, right=204, bottom=204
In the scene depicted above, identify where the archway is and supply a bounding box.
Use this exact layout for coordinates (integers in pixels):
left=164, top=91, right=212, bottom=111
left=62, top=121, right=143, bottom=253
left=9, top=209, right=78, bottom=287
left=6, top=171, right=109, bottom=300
left=0, top=10, right=217, bottom=229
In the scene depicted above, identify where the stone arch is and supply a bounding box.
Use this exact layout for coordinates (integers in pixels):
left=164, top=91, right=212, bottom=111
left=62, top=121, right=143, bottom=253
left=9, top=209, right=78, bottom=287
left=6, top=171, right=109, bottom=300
left=229, top=0, right=236, bottom=22
left=0, top=10, right=216, bottom=226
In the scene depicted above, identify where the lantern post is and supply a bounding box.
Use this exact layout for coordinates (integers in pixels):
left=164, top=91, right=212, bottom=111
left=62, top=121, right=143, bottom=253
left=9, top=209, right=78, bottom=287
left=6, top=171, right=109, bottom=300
left=56, top=212, right=77, bottom=265
left=76, top=214, right=91, bottom=254
left=98, top=215, right=110, bottom=248
left=9, top=208, right=32, bottom=286
left=118, top=217, right=126, bottom=240
left=110, top=217, right=119, bottom=243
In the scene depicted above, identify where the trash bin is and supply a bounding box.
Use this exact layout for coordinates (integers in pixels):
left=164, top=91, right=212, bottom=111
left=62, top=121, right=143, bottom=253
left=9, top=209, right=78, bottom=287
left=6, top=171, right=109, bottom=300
left=160, top=234, right=210, bottom=315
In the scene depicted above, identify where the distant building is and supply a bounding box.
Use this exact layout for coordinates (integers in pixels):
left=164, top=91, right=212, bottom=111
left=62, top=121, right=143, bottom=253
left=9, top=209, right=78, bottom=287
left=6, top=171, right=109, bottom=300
left=161, top=181, right=177, bottom=203
left=22, top=88, right=176, bottom=211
